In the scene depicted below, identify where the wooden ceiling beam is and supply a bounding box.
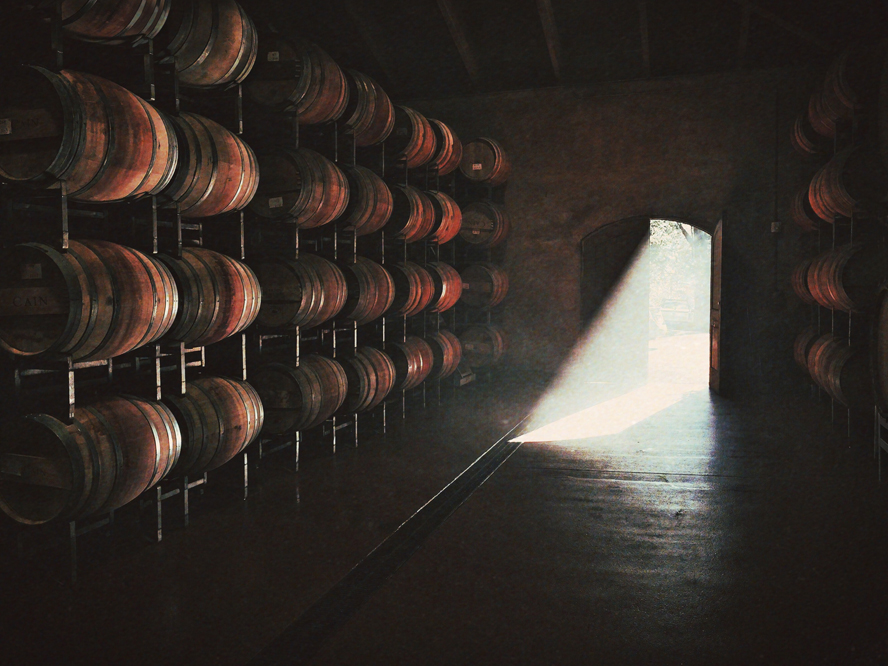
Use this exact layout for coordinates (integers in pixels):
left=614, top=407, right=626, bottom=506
left=339, top=0, right=401, bottom=90
left=436, top=0, right=481, bottom=86
left=728, top=0, right=833, bottom=53
left=537, top=0, right=563, bottom=80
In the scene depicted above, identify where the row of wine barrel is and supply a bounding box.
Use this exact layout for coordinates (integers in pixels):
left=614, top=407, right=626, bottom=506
left=0, top=375, right=264, bottom=525
left=255, top=324, right=507, bottom=435
left=53, top=0, right=258, bottom=90
left=256, top=254, right=509, bottom=330
left=0, top=240, right=260, bottom=360
left=0, top=67, right=259, bottom=216
left=794, top=327, right=873, bottom=409
left=790, top=243, right=888, bottom=313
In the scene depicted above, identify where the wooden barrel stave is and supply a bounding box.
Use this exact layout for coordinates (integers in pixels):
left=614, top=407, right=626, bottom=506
left=340, top=347, right=396, bottom=413
left=459, top=201, right=510, bottom=247
left=160, top=247, right=260, bottom=346
left=427, top=262, right=463, bottom=313
left=0, top=395, right=181, bottom=525
left=386, top=106, right=436, bottom=169
left=339, top=165, right=393, bottom=236
left=60, top=0, right=171, bottom=43
left=428, top=119, right=463, bottom=175
left=804, top=244, right=888, bottom=312
left=459, top=137, right=511, bottom=185
left=343, top=70, right=395, bottom=146
left=426, top=330, right=462, bottom=379
left=460, top=262, right=509, bottom=310
left=250, top=147, right=348, bottom=227
left=255, top=253, right=347, bottom=329
left=427, top=190, right=462, bottom=244
left=156, top=0, right=257, bottom=89
left=339, top=257, right=395, bottom=326
left=793, top=326, right=820, bottom=373
left=460, top=324, right=508, bottom=367
left=164, top=376, right=264, bottom=478
left=253, top=355, right=347, bottom=434
left=387, top=336, right=434, bottom=390
left=390, top=262, right=435, bottom=317
left=791, top=258, right=816, bottom=305
left=387, top=185, right=435, bottom=243
left=808, top=146, right=888, bottom=222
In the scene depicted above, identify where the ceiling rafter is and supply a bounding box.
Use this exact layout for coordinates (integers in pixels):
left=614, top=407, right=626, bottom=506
left=436, top=0, right=482, bottom=86
left=536, top=0, right=563, bottom=80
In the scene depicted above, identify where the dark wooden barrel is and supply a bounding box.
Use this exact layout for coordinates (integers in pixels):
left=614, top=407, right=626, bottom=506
left=386, top=106, right=437, bottom=169
left=428, top=119, right=462, bottom=175
left=808, top=334, right=872, bottom=409
left=249, top=148, right=349, bottom=227
left=0, top=395, right=180, bottom=525
left=791, top=113, right=829, bottom=157
left=805, top=244, right=888, bottom=312
left=460, top=263, right=509, bottom=309
left=0, top=67, right=178, bottom=202
left=340, top=347, right=396, bottom=413
left=339, top=257, right=395, bottom=326
left=162, top=112, right=258, bottom=218
left=245, top=37, right=348, bottom=123
left=160, top=248, right=261, bottom=346
left=391, top=262, right=435, bottom=317
left=791, top=258, right=816, bottom=305
left=808, top=146, right=888, bottom=222
left=164, top=376, right=263, bottom=478
left=343, top=70, right=395, bottom=146
left=427, top=190, right=462, bottom=244
left=426, top=330, right=462, bottom=379
left=460, top=324, right=507, bottom=367
left=0, top=240, right=177, bottom=361
left=459, top=138, right=511, bottom=185
left=59, top=0, right=171, bottom=43
left=156, top=0, right=257, bottom=89
left=791, top=187, right=820, bottom=232
left=794, top=326, right=820, bottom=373
left=459, top=201, right=510, bottom=247
left=339, top=165, right=392, bottom=236
left=387, top=336, right=434, bottom=391
left=808, top=46, right=884, bottom=139
left=387, top=185, right=436, bottom=243
left=427, top=262, right=463, bottom=313
left=253, top=355, right=347, bottom=434
left=255, top=254, right=346, bottom=329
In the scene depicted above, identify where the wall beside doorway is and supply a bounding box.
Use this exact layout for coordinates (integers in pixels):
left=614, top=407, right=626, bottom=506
left=412, top=66, right=816, bottom=396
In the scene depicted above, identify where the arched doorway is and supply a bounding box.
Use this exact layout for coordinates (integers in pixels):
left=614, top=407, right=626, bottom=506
left=580, top=216, right=722, bottom=393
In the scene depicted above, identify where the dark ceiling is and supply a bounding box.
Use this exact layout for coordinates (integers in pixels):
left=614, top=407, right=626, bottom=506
left=243, top=0, right=888, bottom=101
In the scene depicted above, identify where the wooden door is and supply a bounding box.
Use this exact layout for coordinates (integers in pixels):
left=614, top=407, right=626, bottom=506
left=580, top=217, right=651, bottom=386
left=709, top=220, right=723, bottom=393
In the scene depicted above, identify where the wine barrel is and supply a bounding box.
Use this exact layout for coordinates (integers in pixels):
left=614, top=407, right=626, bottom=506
left=164, top=376, right=263, bottom=478
left=0, top=395, right=180, bottom=525
left=162, top=112, right=258, bottom=218
left=808, top=146, right=888, bottom=222
left=805, top=243, right=888, bottom=312
left=160, top=248, right=261, bottom=346
left=427, top=190, right=462, bottom=244
left=426, top=330, right=462, bottom=379
left=428, top=119, right=462, bottom=175
left=390, top=262, right=435, bottom=317
left=156, top=0, right=257, bottom=89
left=59, top=0, right=171, bottom=43
left=791, top=187, right=820, bottom=233
left=245, top=37, right=348, bottom=123
left=0, top=67, right=177, bottom=202
left=459, top=201, right=510, bottom=247
left=459, top=138, right=511, bottom=186
left=386, top=185, right=435, bottom=242
left=255, top=254, right=347, bottom=329
left=387, top=336, right=434, bottom=391
left=791, top=258, right=816, bottom=305
left=339, top=257, right=395, bottom=326
left=808, top=333, right=872, bottom=408
left=340, top=347, right=396, bottom=413
left=791, top=113, right=829, bottom=157
left=0, top=240, right=177, bottom=361
left=343, top=70, right=395, bottom=146
left=460, top=263, right=509, bottom=309
left=794, top=326, right=820, bottom=373
left=339, top=165, right=392, bottom=236
left=386, top=106, right=436, bottom=169
left=809, top=46, right=884, bottom=139
left=249, top=148, right=348, bottom=227
left=253, top=355, right=347, bottom=434
left=427, top=262, right=463, bottom=313
left=460, top=324, right=507, bottom=367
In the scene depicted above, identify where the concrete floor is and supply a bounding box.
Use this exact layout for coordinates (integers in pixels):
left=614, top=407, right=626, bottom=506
left=4, top=368, right=888, bottom=665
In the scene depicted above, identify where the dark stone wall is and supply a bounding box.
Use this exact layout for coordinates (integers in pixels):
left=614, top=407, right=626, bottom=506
left=411, top=68, right=816, bottom=396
